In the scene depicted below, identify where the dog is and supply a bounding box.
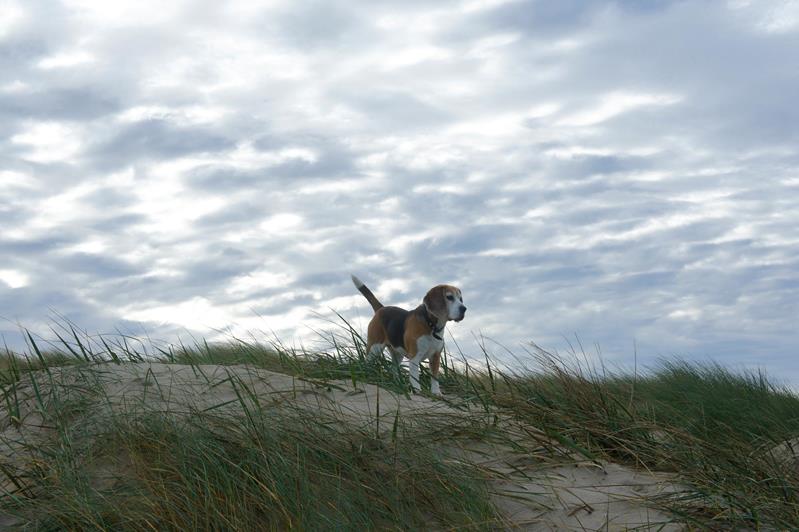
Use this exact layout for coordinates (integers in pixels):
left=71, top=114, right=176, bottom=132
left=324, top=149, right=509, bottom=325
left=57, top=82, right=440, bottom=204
left=351, top=275, right=466, bottom=396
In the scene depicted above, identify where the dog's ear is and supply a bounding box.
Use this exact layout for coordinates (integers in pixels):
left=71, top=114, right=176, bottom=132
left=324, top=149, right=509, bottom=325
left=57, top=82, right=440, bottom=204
left=423, top=285, right=447, bottom=320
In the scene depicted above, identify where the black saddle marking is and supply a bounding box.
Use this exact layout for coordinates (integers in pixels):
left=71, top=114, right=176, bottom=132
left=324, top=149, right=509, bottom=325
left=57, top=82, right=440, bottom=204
left=379, top=306, right=409, bottom=349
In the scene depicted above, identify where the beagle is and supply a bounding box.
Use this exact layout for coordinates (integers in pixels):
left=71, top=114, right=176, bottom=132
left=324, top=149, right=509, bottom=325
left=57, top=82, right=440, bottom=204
left=351, top=275, right=466, bottom=396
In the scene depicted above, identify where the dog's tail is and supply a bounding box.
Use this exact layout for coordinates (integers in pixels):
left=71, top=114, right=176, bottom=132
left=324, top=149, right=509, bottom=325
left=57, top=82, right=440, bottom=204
left=351, top=274, right=383, bottom=312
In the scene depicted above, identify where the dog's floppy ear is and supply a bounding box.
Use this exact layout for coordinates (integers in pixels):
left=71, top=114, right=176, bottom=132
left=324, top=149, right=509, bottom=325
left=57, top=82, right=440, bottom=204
left=423, top=285, right=447, bottom=320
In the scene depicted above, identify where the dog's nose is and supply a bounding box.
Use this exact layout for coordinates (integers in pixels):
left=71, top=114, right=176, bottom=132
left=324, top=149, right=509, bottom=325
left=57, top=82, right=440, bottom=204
left=460, top=305, right=467, bottom=314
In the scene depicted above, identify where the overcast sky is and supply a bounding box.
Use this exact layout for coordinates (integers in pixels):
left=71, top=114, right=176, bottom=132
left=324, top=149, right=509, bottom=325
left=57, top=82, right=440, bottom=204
left=1, top=0, right=798, bottom=379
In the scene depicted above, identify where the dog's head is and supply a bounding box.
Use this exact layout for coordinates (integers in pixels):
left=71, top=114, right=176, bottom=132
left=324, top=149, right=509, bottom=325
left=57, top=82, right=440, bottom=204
left=423, top=284, right=467, bottom=323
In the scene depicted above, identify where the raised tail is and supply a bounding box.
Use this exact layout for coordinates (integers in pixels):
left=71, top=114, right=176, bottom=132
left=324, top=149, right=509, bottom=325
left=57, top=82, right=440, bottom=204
left=351, top=274, right=383, bottom=312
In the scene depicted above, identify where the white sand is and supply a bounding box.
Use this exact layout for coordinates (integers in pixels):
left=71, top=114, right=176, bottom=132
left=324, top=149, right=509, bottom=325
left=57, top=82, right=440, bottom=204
left=0, top=362, right=684, bottom=530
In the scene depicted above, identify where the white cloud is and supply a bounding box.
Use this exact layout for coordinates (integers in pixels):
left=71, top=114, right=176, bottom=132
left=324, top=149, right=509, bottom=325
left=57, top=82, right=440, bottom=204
left=11, top=122, right=84, bottom=164
left=259, top=213, right=303, bottom=232
left=668, top=308, right=702, bottom=321
left=130, top=177, right=228, bottom=236
left=382, top=45, right=454, bottom=70
left=557, top=91, right=683, bottom=127
left=121, top=297, right=233, bottom=330
left=60, top=239, right=108, bottom=255
left=0, top=80, right=28, bottom=93
left=61, top=0, right=187, bottom=26
left=222, top=144, right=318, bottom=170
left=37, top=51, right=95, bottom=69
left=116, top=105, right=230, bottom=124
left=0, top=0, right=797, bottom=381
left=0, top=170, right=37, bottom=190
left=460, top=0, right=525, bottom=13
left=730, top=0, right=799, bottom=33
left=0, top=0, right=24, bottom=38
left=0, top=270, right=28, bottom=289
left=227, top=271, right=295, bottom=296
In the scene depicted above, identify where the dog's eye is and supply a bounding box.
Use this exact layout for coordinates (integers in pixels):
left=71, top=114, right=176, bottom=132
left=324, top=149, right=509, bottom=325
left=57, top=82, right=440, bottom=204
left=446, top=295, right=454, bottom=301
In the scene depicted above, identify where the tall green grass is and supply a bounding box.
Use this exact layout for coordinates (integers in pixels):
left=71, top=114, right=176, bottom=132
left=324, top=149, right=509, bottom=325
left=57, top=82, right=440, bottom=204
left=0, top=329, right=504, bottom=530
left=473, top=349, right=799, bottom=528
left=1, top=323, right=799, bottom=529
left=2, top=396, right=497, bottom=530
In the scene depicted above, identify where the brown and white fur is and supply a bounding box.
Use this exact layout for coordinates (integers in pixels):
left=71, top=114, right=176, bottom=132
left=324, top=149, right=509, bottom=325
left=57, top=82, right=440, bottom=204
left=351, top=275, right=466, bottom=396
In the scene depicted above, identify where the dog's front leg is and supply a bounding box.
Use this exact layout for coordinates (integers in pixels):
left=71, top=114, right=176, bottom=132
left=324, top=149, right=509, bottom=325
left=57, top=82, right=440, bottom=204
left=408, top=352, right=425, bottom=393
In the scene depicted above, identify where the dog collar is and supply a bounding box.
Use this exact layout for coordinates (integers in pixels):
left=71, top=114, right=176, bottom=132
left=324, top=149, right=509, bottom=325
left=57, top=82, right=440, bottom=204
left=420, top=305, right=445, bottom=340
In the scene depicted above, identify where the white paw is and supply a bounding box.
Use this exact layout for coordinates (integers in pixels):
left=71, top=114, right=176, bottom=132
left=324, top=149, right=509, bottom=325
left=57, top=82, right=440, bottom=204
left=430, top=381, right=442, bottom=396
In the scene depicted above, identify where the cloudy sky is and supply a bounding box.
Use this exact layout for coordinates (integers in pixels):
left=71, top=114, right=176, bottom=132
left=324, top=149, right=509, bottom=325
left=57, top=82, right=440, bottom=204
left=1, top=0, right=798, bottom=378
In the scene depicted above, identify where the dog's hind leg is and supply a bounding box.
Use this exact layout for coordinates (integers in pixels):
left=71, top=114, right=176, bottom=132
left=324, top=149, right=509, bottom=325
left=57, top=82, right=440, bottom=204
left=366, top=342, right=385, bottom=362
left=389, top=348, right=404, bottom=367
left=387, top=347, right=404, bottom=378
left=429, top=350, right=442, bottom=396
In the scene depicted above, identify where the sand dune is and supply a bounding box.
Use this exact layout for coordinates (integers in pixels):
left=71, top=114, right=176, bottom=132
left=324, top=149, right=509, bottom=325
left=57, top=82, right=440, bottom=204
left=0, top=362, right=683, bottom=530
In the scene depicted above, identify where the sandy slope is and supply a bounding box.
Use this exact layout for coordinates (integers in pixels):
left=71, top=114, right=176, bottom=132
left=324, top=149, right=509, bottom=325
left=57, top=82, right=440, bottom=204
left=0, top=362, right=683, bottom=530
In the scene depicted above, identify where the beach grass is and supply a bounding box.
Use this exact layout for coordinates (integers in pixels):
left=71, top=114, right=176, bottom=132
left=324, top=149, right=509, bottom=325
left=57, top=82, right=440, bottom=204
left=482, top=351, right=799, bottom=527
left=1, top=322, right=798, bottom=529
